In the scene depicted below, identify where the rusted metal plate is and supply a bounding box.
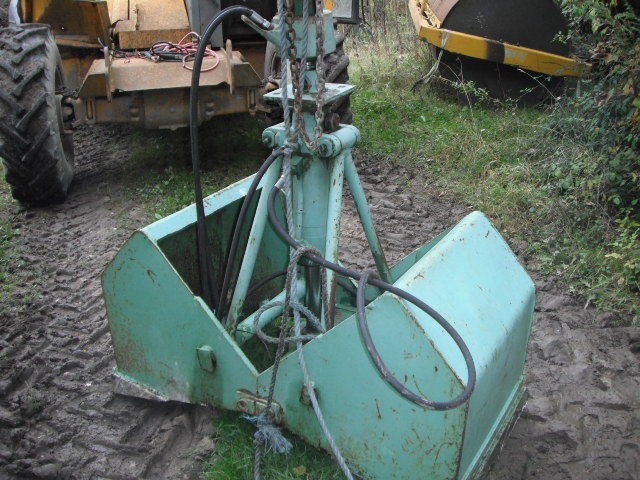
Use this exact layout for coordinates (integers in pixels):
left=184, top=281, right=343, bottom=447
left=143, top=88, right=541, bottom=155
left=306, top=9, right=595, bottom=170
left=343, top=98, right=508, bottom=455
left=75, top=86, right=257, bottom=128
left=428, top=0, right=459, bottom=22
left=77, top=59, right=108, bottom=98
left=78, top=51, right=261, bottom=95
left=234, top=43, right=268, bottom=80
left=28, top=0, right=110, bottom=47
left=116, top=28, right=192, bottom=50
left=61, top=55, right=97, bottom=92
left=110, top=0, right=192, bottom=49
left=236, top=389, right=284, bottom=424
left=108, top=57, right=216, bottom=91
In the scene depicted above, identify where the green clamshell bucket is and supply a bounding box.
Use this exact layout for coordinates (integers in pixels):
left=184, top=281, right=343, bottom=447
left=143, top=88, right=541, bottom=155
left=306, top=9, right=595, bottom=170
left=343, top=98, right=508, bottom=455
left=103, top=154, right=534, bottom=479
left=102, top=3, right=534, bottom=478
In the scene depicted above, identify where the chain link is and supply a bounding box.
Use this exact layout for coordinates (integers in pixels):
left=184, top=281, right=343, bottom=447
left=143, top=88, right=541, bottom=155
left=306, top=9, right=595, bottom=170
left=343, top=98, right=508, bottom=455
left=312, top=0, right=327, bottom=147
left=283, top=0, right=328, bottom=151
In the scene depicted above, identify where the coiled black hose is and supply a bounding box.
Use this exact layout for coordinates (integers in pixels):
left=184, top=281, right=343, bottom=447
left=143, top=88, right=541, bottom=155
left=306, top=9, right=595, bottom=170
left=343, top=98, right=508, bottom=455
left=267, top=182, right=477, bottom=411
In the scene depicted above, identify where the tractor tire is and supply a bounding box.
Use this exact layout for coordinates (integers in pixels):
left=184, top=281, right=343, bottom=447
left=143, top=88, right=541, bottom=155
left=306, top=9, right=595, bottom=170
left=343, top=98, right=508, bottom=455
left=324, top=36, right=352, bottom=124
left=263, top=31, right=352, bottom=125
left=0, top=23, right=74, bottom=204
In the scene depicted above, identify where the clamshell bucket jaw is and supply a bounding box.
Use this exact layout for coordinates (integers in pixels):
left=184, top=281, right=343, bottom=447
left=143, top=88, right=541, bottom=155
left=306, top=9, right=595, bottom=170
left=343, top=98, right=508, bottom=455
left=103, top=176, right=534, bottom=479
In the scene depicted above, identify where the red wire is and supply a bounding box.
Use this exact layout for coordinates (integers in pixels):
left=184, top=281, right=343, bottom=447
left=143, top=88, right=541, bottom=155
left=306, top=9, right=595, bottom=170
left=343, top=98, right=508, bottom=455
left=151, top=32, right=220, bottom=72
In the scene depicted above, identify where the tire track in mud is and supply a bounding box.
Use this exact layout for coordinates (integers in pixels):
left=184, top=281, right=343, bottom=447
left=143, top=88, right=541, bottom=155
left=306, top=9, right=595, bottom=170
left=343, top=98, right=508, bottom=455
left=0, top=126, right=216, bottom=479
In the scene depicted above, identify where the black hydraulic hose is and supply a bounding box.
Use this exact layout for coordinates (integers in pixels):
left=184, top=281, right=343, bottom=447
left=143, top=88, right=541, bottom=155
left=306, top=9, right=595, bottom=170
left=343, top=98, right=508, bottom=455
left=267, top=182, right=477, bottom=411
left=245, top=268, right=358, bottom=300
left=218, top=147, right=284, bottom=317
left=246, top=270, right=288, bottom=297
left=189, top=6, right=271, bottom=311
left=242, top=269, right=365, bottom=304
left=337, top=278, right=358, bottom=297
left=357, top=271, right=461, bottom=409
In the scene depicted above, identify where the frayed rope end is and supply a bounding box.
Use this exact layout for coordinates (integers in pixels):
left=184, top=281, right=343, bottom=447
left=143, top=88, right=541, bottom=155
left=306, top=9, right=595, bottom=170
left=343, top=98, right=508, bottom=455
left=243, top=414, right=293, bottom=454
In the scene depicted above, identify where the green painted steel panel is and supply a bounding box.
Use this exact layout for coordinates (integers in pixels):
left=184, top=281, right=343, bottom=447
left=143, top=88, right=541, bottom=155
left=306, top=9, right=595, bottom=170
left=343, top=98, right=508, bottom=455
left=104, top=186, right=534, bottom=479
left=103, top=232, right=257, bottom=409
left=391, top=211, right=535, bottom=478
left=258, top=294, right=467, bottom=479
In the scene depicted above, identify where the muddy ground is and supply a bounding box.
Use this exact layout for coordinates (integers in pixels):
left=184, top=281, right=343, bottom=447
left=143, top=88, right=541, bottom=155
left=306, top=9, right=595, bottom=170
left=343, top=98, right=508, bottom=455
left=0, top=120, right=638, bottom=480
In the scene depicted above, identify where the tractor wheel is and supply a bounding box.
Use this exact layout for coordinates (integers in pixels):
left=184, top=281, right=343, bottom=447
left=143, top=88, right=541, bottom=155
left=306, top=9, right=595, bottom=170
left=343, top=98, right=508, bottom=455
left=437, top=0, right=569, bottom=103
left=324, top=34, right=352, bottom=124
left=0, top=23, right=74, bottom=204
left=263, top=31, right=352, bottom=125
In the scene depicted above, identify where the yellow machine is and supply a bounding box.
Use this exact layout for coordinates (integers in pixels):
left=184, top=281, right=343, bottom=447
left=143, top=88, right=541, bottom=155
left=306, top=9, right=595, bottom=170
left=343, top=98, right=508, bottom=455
left=409, top=0, right=590, bottom=99
left=0, top=0, right=357, bottom=203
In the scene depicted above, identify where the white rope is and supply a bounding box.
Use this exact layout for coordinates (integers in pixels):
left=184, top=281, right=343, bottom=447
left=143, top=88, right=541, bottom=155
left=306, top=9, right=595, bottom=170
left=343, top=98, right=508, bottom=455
left=252, top=2, right=355, bottom=478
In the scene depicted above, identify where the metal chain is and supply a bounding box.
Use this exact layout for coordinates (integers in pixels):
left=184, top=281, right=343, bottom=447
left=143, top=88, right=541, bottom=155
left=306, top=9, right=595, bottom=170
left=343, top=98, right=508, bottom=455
left=312, top=0, right=327, bottom=147
left=283, top=0, right=328, bottom=151
left=252, top=2, right=353, bottom=479
left=284, top=0, right=304, bottom=146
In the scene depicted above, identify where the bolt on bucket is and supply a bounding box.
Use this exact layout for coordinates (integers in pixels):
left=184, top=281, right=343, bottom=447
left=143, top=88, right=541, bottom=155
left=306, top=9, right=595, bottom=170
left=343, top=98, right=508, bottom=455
left=103, top=156, right=534, bottom=479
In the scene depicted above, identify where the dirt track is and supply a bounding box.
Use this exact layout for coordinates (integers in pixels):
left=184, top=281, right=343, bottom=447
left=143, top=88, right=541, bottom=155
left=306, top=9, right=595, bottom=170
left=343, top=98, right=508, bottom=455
left=0, top=120, right=638, bottom=479
left=0, top=125, right=219, bottom=479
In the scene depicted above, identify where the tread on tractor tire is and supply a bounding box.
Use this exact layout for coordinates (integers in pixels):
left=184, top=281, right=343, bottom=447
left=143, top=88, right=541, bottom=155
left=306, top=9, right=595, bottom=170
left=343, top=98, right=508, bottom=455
left=263, top=31, right=352, bottom=125
left=0, top=23, right=74, bottom=204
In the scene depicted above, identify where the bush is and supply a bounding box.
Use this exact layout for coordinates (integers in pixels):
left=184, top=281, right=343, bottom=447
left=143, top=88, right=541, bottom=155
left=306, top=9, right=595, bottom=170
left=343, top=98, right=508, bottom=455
left=557, top=0, right=640, bottom=216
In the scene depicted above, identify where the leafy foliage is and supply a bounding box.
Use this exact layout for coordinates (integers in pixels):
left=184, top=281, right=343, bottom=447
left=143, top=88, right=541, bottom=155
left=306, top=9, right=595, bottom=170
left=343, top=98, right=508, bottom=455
left=543, top=0, right=640, bottom=289
left=555, top=1, right=639, bottom=214
left=607, top=215, right=640, bottom=290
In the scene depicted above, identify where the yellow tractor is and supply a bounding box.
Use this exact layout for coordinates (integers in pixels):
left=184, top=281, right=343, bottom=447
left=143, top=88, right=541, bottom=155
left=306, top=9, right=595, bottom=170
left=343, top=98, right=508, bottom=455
left=409, top=0, right=590, bottom=100
left=0, top=0, right=358, bottom=203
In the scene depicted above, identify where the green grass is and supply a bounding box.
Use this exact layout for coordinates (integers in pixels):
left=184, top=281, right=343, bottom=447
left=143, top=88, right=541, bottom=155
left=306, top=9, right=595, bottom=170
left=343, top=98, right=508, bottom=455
left=349, top=42, right=639, bottom=323
left=351, top=58, right=546, bottom=235
left=204, top=412, right=341, bottom=480
left=122, top=114, right=270, bottom=220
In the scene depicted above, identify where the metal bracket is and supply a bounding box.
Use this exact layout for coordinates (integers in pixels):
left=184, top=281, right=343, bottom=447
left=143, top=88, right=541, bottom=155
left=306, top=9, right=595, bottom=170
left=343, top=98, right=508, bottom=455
left=236, top=389, right=284, bottom=424
left=262, top=121, right=360, bottom=158
left=242, top=11, right=336, bottom=58
left=196, top=345, right=217, bottom=372
left=225, top=39, right=235, bottom=95
left=102, top=46, right=112, bottom=102
left=300, top=382, right=318, bottom=407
